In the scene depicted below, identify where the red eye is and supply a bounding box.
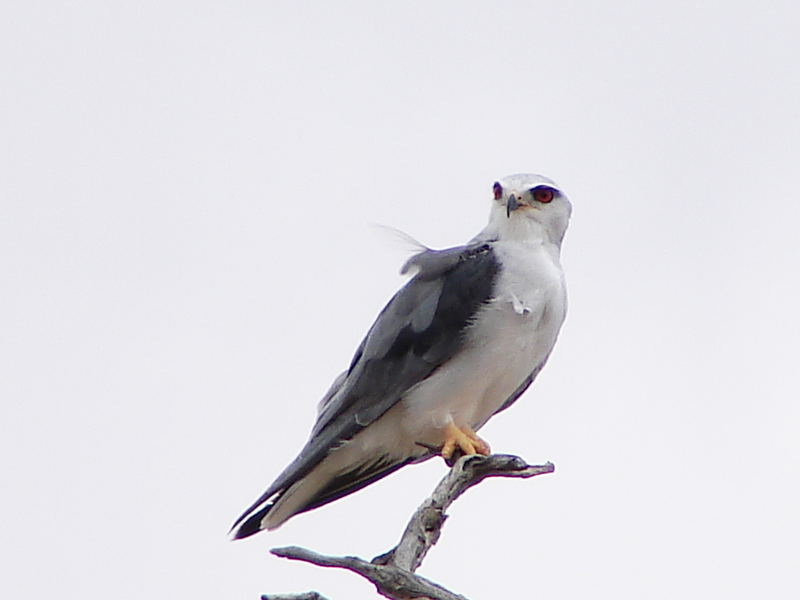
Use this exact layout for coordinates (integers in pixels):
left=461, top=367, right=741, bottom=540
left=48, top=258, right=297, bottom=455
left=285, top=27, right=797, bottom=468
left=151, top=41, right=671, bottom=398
left=532, top=187, right=555, bottom=203
left=493, top=182, right=503, bottom=200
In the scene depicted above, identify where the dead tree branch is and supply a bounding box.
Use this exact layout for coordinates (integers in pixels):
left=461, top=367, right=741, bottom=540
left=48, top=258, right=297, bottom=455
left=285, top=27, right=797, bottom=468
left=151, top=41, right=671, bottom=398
left=269, top=454, right=554, bottom=600
left=261, top=593, right=330, bottom=600
left=271, top=546, right=468, bottom=600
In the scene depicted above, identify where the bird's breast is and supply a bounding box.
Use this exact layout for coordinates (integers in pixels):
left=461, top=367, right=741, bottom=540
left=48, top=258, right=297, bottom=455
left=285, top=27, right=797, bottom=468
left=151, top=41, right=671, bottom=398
left=399, top=241, right=567, bottom=448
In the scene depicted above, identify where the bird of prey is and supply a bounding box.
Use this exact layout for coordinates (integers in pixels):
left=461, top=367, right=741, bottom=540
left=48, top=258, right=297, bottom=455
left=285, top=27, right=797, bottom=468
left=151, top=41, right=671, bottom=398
left=230, top=173, right=571, bottom=539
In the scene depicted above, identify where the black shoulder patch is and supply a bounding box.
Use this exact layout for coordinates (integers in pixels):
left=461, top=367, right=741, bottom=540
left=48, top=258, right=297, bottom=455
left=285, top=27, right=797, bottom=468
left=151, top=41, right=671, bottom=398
left=242, top=243, right=502, bottom=526
left=344, top=244, right=500, bottom=425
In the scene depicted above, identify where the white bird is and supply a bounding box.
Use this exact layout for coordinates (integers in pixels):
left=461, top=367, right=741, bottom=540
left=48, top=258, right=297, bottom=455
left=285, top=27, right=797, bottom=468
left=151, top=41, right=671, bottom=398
left=231, top=173, right=571, bottom=538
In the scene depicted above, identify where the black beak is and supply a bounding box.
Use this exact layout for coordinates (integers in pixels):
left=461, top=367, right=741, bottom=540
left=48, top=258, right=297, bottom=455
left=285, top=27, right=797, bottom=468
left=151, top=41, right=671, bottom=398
left=506, top=194, right=521, bottom=218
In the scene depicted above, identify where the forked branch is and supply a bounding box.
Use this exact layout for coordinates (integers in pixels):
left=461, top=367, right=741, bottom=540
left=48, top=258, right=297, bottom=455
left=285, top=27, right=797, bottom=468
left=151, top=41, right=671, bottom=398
left=267, top=454, right=554, bottom=600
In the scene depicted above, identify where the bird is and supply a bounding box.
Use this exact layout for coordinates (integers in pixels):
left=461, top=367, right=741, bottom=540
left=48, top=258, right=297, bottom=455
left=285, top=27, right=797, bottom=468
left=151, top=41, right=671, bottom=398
left=230, top=173, right=571, bottom=539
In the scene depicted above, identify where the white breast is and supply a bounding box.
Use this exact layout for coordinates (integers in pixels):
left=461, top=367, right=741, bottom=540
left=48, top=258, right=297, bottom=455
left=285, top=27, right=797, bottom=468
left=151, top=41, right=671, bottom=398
left=397, top=240, right=567, bottom=451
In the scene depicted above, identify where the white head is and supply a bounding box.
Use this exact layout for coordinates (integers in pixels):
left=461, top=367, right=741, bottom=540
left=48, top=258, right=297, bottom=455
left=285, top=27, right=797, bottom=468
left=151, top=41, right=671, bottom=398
left=487, top=173, right=572, bottom=247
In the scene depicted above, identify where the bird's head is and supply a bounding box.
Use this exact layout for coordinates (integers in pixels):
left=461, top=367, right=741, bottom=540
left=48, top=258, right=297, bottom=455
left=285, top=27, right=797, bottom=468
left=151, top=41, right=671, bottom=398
left=489, top=173, right=571, bottom=246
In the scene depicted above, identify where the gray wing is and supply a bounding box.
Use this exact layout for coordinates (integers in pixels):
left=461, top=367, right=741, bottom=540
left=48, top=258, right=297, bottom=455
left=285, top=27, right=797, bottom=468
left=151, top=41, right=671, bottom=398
left=230, top=242, right=500, bottom=535
left=314, top=242, right=499, bottom=435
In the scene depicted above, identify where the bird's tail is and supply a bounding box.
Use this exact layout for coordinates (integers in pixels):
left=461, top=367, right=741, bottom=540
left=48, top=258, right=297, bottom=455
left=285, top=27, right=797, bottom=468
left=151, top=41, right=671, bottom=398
left=230, top=451, right=424, bottom=539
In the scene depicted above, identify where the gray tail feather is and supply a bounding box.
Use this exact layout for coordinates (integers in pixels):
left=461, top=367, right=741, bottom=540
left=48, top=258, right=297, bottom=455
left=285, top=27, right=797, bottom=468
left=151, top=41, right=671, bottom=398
left=229, top=453, right=430, bottom=539
left=230, top=503, right=274, bottom=539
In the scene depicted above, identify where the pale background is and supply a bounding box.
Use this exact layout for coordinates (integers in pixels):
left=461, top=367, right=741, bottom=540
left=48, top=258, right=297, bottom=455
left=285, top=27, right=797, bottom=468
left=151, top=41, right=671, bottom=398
left=2, top=2, right=799, bottom=599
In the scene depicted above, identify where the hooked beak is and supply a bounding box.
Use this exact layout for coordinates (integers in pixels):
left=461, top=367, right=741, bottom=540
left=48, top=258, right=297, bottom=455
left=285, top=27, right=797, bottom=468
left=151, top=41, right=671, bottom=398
left=506, top=194, right=521, bottom=218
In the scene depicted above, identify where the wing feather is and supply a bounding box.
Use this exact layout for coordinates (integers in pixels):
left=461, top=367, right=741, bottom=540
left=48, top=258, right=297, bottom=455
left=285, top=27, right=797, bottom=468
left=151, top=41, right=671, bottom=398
left=230, top=243, right=499, bottom=536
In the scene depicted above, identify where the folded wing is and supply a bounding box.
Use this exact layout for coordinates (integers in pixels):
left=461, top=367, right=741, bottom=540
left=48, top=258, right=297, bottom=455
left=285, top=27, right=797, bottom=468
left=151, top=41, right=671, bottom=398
left=230, top=243, right=501, bottom=537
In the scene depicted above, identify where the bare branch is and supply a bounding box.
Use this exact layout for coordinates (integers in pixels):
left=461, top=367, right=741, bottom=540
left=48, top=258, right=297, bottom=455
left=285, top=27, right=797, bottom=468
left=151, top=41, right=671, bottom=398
left=261, top=593, right=330, bottom=600
left=376, top=454, right=555, bottom=572
left=272, top=546, right=468, bottom=600
left=267, top=454, right=554, bottom=600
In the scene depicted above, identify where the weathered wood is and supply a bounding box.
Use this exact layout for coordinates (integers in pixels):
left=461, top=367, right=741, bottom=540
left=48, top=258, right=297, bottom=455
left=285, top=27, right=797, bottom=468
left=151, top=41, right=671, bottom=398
left=261, top=593, right=330, bottom=600
left=272, top=546, right=468, bottom=600
left=268, top=454, right=554, bottom=600
left=377, top=454, right=555, bottom=572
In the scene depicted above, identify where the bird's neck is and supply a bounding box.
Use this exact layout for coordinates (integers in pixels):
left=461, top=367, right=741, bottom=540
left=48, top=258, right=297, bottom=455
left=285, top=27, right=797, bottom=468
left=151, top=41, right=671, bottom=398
left=484, top=211, right=558, bottom=249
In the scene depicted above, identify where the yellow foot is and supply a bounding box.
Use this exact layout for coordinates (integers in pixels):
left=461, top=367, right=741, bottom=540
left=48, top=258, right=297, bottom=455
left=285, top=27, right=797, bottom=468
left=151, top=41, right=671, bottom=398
left=440, top=422, right=491, bottom=462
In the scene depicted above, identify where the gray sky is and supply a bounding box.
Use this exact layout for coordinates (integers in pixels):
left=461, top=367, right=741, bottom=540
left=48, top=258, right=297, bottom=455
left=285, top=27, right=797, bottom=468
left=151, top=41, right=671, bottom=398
left=2, top=2, right=799, bottom=599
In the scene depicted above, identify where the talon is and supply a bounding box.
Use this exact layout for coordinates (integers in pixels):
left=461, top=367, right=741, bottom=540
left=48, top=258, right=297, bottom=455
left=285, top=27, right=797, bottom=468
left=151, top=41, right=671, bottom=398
left=462, top=425, right=491, bottom=455
left=440, top=422, right=491, bottom=463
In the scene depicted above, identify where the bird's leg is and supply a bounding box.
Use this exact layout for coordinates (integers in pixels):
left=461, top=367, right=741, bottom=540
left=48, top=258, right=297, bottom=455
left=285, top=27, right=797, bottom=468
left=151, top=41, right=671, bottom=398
left=440, top=422, right=491, bottom=463
left=462, top=425, right=491, bottom=455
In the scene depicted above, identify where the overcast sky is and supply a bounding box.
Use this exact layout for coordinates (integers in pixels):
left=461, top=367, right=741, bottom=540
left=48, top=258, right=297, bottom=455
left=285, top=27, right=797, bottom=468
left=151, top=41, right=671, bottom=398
left=2, top=2, right=799, bottom=599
